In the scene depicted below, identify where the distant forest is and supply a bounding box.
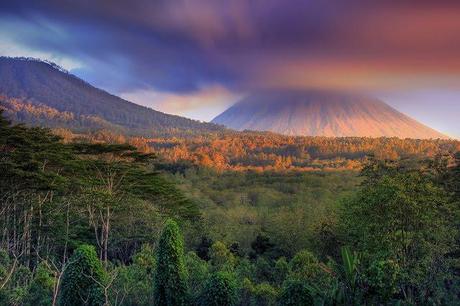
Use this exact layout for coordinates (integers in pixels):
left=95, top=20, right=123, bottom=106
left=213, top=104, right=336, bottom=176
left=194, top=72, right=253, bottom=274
left=50, top=127, right=460, bottom=171
left=3, top=93, right=459, bottom=172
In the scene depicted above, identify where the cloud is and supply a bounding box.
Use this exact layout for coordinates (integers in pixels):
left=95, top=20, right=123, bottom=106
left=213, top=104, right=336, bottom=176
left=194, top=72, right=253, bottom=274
left=120, top=84, right=241, bottom=121
left=0, top=18, right=83, bottom=71
left=1, top=0, right=460, bottom=127
left=2, top=0, right=460, bottom=94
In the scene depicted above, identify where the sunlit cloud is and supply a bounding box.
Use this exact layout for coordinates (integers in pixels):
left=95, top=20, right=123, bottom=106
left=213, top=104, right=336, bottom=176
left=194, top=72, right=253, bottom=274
left=0, top=0, right=459, bottom=131
left=120, top=85, right=241, bottom=121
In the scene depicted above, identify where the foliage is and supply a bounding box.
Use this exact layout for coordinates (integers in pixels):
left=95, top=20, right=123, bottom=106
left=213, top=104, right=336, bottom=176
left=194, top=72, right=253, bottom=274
left=365, top=259, right=400, bottom=302
left=24, top=263, right=55, bottom=306
left=250, top=234, right=276, bottom=260
left=339, top=246, right=360, bottom=293
left=0, top=250, right=31, bottom=306
left=148, top=132, right=459, bottom=171
left=109, top=244, right=155, bottom=306
left=154, top=219, right=188, bottom=306
left=273, top=258, right=289, bottom=287
left=177, top=169, right=359, bottom=256
left=284, top=250, right=336, bottom=303
left=0, top=111, right=200, bottom=268
left=195, top=236, right=213, bottom=261
left=240, top=279, right=278, bottom=306
left=198, top=271, right=237, bottom=306
left=311, top=218, right=341, bottom=261
left=185, top=251, right=210, bottom=302
left=58, top=245, right=106, bottom=306
left=278, top=280, right=313, bottom=306
left=340, top=158, right=459, bottom=303
left=209, top=241, right=236, bottom=272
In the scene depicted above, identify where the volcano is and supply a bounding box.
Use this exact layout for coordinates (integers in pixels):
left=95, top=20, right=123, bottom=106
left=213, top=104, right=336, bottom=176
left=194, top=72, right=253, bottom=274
left=212, top=90, right=447, bottom=139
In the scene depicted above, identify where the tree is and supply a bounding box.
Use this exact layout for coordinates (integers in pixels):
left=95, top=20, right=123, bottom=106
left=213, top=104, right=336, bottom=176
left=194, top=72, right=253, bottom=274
left=285, top=250, right=334, bottom=301
left=278, top=280, right=313, bottom=306
left=198, top=271, right=237, bottom=306
left=238, top=278, right=278, bottom=306
left=109, top=244, right=156, bottom=306
left=185, top=252, right=209, bottom=303
left=195, top=236, right=213, bottom=261
left=154, top=219, right=188, bottom=306
left=341, top=171, right=456, bottom=302
left=209, top=241, right=235, bottom=272
left=251, top=282, right=278, bottom=306
left=250, top=234, right=275, bottom=259
left=25, top=263, right=54, bottom=306
left=273, top=257, right=289, bottom=286
left=58, top=245, right=106, bottom=306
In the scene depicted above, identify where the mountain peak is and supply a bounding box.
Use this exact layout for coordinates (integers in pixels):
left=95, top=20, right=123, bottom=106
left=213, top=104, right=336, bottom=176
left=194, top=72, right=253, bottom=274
left=212, top=90, right=448, bottom=139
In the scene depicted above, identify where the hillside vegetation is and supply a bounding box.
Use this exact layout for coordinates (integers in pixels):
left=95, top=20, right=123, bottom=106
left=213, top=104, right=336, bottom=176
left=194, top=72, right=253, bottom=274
left=1, top=111, right=459, bottom=305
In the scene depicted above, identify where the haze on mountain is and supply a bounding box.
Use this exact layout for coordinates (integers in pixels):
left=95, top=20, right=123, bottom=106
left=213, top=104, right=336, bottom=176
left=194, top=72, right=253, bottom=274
left=0, top=57, right=223, bottom=136
left=212, top=90, right=448, bottom=139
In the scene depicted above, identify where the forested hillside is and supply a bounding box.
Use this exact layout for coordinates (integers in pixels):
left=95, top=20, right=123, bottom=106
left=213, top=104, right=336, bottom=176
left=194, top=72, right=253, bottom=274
left=0, top=57, right=224, bottom=136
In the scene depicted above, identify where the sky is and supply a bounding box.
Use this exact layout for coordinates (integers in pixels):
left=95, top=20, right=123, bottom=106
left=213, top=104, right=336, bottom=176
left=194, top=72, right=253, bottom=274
left=0, top=0, right=459, bottom=137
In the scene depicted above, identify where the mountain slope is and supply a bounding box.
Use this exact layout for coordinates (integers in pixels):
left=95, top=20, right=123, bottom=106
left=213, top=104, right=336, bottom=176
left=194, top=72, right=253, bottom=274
left=212, top=90, right=448, bottom=139
left=0, top=57, right=223, bottom=136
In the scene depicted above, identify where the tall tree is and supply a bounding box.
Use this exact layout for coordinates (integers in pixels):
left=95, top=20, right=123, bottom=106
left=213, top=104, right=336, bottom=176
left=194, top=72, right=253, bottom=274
left=154, top=219, right=188, bottom=306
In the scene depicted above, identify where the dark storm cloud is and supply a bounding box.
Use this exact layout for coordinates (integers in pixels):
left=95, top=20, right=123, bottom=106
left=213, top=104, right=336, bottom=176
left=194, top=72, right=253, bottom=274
left=2, top=0, right=460, bottom=93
